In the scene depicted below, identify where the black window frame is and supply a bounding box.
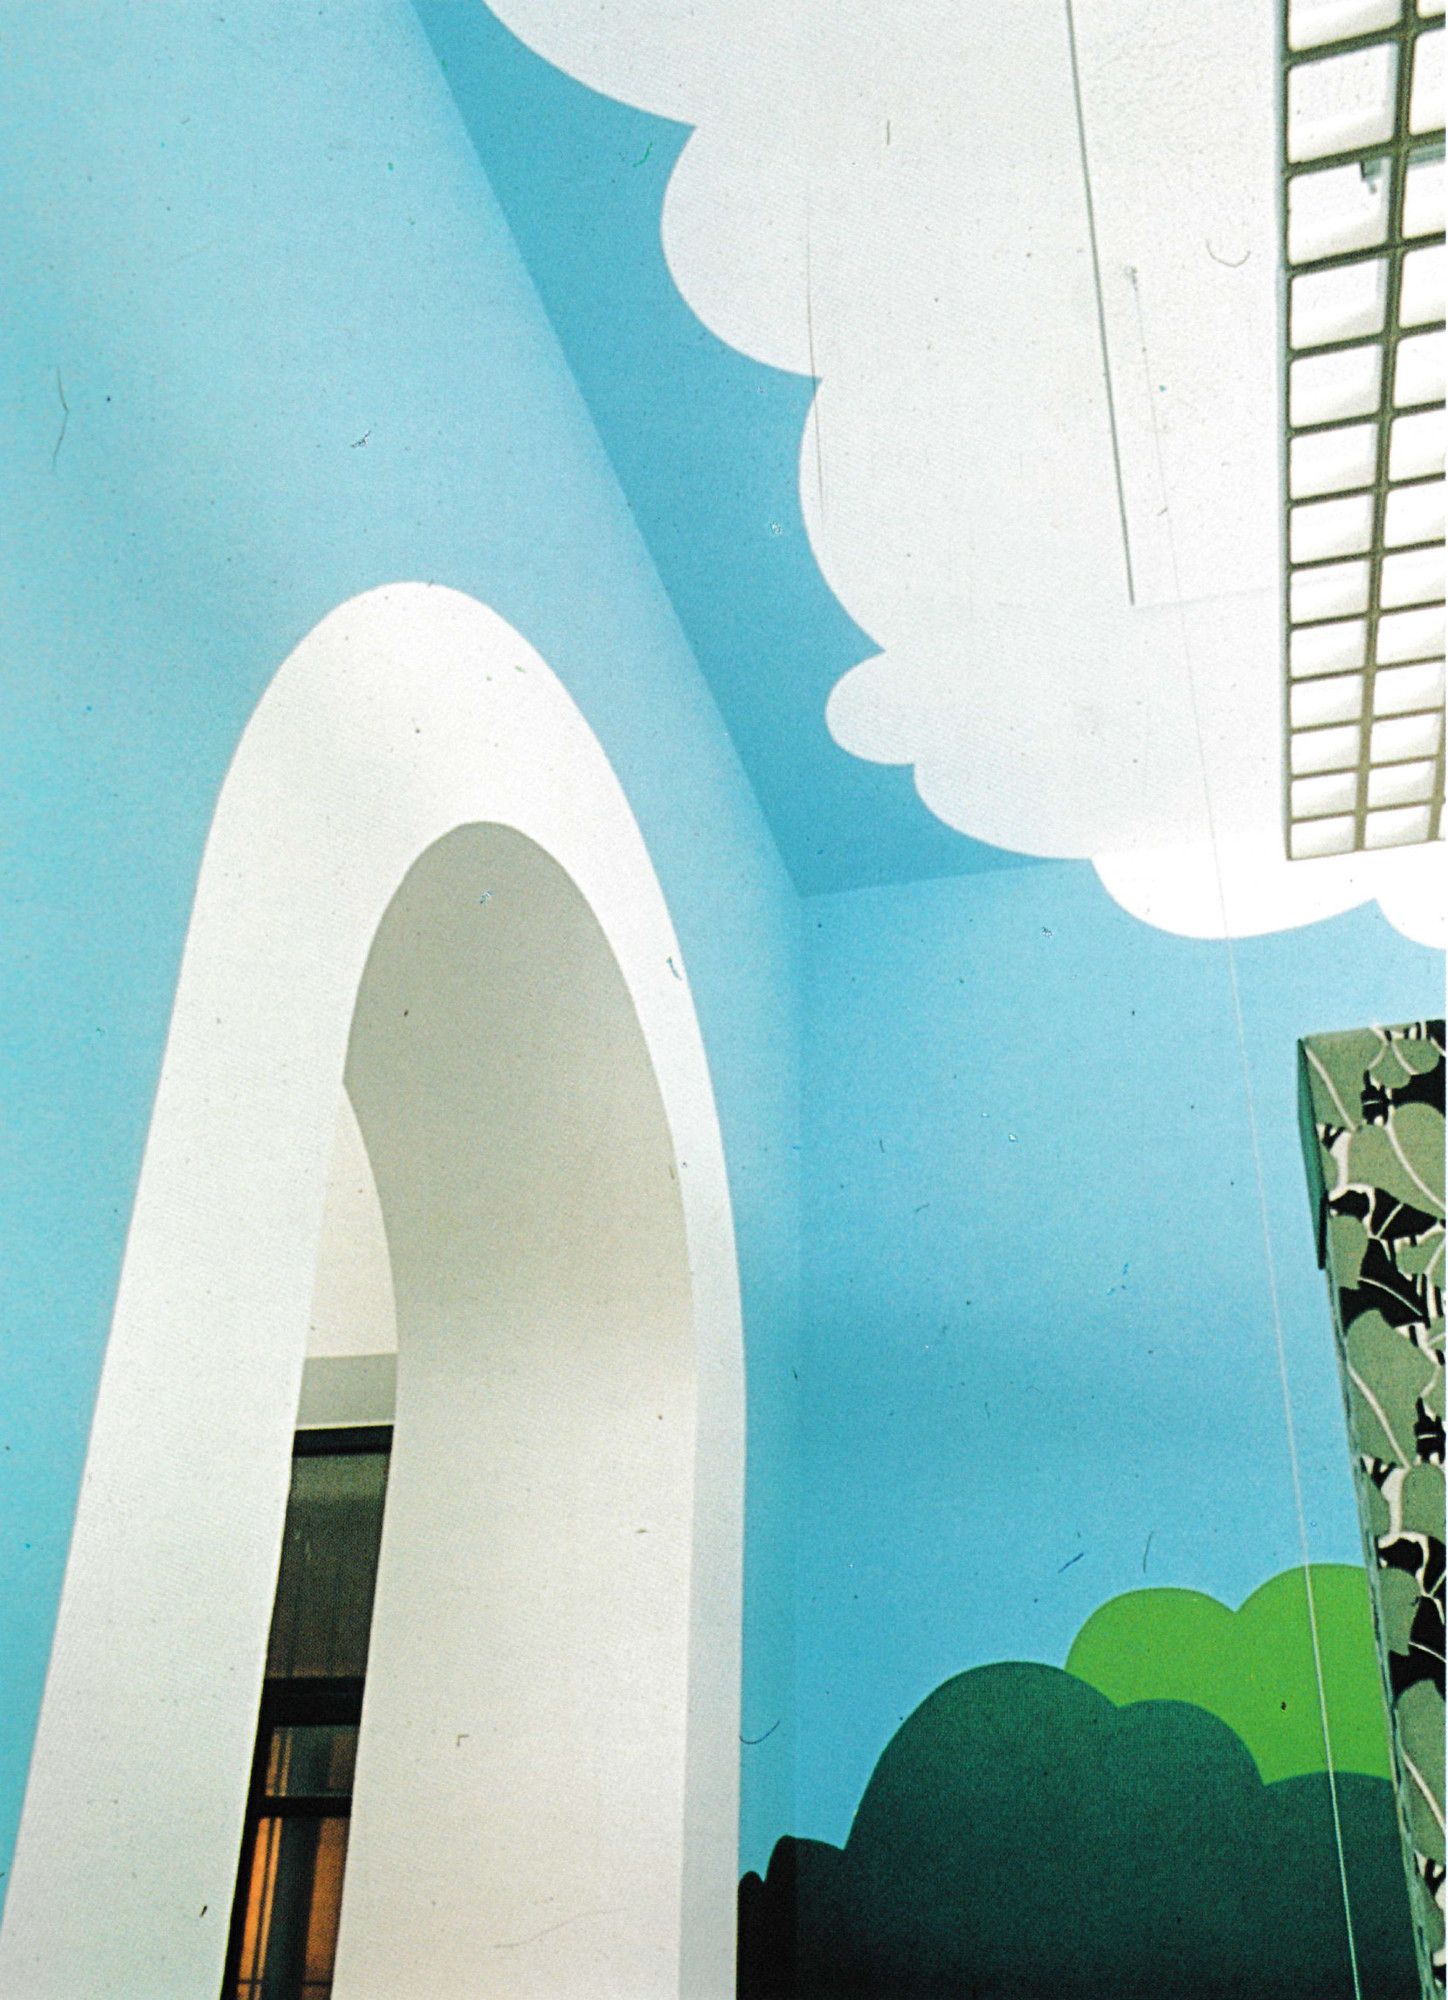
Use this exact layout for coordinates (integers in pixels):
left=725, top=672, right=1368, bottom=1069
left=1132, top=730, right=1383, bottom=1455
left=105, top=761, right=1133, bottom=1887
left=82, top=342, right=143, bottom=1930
left=220, top=1424, right=392, bottom=2000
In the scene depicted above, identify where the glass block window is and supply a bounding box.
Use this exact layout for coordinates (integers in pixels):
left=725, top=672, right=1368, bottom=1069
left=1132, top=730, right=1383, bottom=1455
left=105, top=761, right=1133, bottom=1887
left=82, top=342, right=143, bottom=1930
left=1283, top=0, right=1446, bottom=858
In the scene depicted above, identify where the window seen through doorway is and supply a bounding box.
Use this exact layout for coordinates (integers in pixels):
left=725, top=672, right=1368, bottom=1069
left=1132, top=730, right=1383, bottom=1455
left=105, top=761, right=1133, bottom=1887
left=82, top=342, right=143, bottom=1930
left=222, top=1427, right=391, bottom=2000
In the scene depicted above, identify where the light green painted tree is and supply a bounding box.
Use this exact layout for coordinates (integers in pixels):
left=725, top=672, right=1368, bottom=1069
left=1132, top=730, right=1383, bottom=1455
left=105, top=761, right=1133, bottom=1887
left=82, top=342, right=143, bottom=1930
left=1065, top=1564, right=1392, bottom=1783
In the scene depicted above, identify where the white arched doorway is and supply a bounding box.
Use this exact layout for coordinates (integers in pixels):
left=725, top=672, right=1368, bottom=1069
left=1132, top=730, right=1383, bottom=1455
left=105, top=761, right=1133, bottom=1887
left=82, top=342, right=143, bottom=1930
left=0, top=586, right=745, bottom=1999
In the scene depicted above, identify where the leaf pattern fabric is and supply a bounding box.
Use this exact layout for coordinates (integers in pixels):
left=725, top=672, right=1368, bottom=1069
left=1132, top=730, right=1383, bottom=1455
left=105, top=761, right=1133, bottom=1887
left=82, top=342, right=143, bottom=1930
left=1301, top=1020, right=1446, bottom=1998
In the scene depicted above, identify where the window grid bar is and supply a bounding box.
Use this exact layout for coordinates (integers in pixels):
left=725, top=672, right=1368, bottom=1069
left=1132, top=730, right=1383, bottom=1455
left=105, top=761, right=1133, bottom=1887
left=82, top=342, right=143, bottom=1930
left=1289, top=467, right=1446, bottom=503
left=1287, top=19, right=1434, bottom=64
left=1291, top=742, right=1447, bottom=782
left=1288, top=239, right=1399, bottom=281
left=1293, top=699, right=1443, bottom=733
left=1292, top=596, right=1444, bottom=628
left=1292, top=390, right=1445, bottom=436
left=1294, top=792, right=1439, bottom=824
left=252, top=1796, right=354, bottom=1821
left=1286, top=131, right=1432, bottom=177
left=1285, top=318, right=1447, bottom=364
left=1291, top=529, right=1444, bottom=568
left=1292, top=653, right=1445, bottom=685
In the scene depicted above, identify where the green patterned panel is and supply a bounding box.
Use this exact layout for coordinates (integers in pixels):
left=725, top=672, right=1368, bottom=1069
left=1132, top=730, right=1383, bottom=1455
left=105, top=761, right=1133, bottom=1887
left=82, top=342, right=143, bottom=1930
left=1300, top=1021, right=1445, bottom=1999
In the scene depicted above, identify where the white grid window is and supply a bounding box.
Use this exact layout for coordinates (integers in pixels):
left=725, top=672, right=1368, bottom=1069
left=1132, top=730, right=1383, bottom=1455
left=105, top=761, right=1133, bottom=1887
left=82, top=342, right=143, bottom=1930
left=1283, top=0, right=1446, bottom=858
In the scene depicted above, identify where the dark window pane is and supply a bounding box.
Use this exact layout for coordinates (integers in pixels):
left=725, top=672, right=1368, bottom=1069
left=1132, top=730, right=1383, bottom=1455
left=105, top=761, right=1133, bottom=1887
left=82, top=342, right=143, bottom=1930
left=231, top=1814, right=349, bottom=2000
left=263, top=1725, right=358, bottom=1800
left=266, top=1450, right=388, bottom=1679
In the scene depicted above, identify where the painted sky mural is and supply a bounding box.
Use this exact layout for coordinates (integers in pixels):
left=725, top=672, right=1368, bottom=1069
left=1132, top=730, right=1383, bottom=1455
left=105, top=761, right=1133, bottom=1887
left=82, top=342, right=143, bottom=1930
left=1, top=4, right=1442, bottom=1994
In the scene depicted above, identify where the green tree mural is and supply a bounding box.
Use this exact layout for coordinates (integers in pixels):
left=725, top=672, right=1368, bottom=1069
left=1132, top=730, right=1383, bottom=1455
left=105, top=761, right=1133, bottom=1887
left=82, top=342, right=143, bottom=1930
left=1065, top=1564, right=1392, bottom=1782
left=738, top=1663, right=1416, bottom=1999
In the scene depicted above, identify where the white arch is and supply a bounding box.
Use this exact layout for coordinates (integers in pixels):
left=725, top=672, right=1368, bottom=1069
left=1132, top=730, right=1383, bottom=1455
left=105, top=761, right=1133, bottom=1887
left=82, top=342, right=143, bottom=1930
left=0, top=585, right=745, bottom=1999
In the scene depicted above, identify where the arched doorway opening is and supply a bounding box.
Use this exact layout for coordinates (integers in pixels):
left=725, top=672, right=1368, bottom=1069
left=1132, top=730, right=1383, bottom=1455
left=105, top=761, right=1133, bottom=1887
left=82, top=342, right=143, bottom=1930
left=334, top=822, right=704, bottom=1997
left=0, top=587, right=744, bottom=1999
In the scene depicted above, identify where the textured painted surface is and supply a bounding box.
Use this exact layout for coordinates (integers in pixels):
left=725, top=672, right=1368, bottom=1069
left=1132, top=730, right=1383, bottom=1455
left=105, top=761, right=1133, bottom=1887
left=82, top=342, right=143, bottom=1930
left=1300, top=1021, right=1446, bottom=1995
left=798, top=864, right=1440, bottom=1847
left=472, top=0, right=1445, bottom=949
left=4, top=0, right=1445, bottom=1952
left=412, top=0, right=1028, bottom=894
left=0, top=0, right=801, bottom=1894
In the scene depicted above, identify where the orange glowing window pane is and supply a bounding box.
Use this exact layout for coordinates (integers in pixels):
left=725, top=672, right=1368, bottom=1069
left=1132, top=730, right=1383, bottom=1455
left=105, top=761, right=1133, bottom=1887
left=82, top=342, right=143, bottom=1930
left=231, top=1815, right=350, bottom=2000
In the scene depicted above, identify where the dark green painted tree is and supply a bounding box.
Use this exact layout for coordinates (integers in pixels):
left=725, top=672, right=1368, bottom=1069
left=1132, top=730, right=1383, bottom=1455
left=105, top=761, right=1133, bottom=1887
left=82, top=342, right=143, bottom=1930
left=739, top=1663, right=1417, bottom=1999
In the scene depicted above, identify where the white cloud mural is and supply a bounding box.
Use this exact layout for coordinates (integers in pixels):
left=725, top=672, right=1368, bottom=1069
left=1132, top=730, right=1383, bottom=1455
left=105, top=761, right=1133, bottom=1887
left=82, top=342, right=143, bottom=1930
left=488, top=0, right=1443, bottom=945
left=1096, top=834, right=1444, bottom=949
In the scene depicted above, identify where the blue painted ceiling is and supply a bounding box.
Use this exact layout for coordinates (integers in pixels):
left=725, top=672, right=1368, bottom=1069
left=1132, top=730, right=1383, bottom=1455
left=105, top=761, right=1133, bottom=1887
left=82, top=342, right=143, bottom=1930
left=414, top=0, right=1036, bottom=895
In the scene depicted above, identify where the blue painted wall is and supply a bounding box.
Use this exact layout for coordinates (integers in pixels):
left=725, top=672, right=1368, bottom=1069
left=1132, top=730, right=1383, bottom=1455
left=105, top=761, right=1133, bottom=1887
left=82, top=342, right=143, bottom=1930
left=796, top=863, right=1442, bottom=1847
left=412, top=0, right=1034, bottom=894
left=0, top=0, right=801, bottom=1892
left=3, top=0, right=1442, bottom=1916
